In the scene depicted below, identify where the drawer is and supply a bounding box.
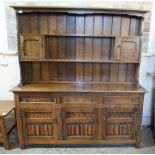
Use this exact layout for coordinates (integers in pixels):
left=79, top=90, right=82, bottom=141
left=103, top=96, right=138, bottom=105
left=60, top=96, right=98, bottom=104
left=19, top=95, right=56, bottom=104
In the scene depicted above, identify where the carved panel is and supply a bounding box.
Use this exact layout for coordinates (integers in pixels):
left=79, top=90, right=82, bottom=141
left=60, top=96, right=98, bottom=104
left=21, top=111, right=57, bottom=139
left=103, top=109, right=138, bottom=140
left=115, top=37, right=141, bottom=61
left=20, top=35, right=44, bottom=60
left=63, top=107, right=97, bottom=140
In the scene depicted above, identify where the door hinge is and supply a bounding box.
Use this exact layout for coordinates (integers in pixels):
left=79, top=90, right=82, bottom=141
left=61, top=129, right=65, bottom=140
left=20, top=111, right=25, bottom=118
left=60, top=111, right=65, bottom=118
left=22, top=129, right=26, bottom=137
left=132, top=129, right=137, bottom=137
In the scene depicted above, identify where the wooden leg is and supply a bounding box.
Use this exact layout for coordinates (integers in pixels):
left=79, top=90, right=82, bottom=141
left=3, top=140, right=10, bottom=150
left=20, top=144, right=25, bottom=149
left=135, top=142, right=140, bottom=149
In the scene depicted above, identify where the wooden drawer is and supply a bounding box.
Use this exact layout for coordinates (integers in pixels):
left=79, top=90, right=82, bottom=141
left=60, top=96, right=98, bottom=104
left=103, top=96, right=138, bottom=105
left=19, top=95, right=56, bottom=104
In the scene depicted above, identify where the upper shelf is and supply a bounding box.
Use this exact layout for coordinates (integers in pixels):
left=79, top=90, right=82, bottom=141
left=11, top=6, right=149, bottom=17
left=20, top=33, right=142, bottom=38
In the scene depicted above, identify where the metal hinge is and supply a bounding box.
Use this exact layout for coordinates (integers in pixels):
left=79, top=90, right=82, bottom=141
left=22, top=129, right=26, bottom=137
left=60, top=111, right=65, bottom=118
left=20, top=111, right=25, bottom=117
left=133, top=129, right=137, bottom=137
left=61, top=129, right=65, bottom=140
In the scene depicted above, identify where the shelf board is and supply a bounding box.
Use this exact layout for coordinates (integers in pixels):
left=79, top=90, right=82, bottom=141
left=20, top=33, right=142, bottom=38
left=20, top=59, right=139, bottom=64
left=11, top=83, right=147, bottom=93
left=45, top=34, right=116, bottom=38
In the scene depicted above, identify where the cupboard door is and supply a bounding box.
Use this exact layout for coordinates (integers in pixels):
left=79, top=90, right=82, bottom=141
left=20, top=35, right=44, bottom=60
left=62, top=106, right=98, bottom=141
left=103, top=106, right=138, bottom=140
left=115, top=37, right=140, bottom=61
left=20, top=110, right=57, bottom=143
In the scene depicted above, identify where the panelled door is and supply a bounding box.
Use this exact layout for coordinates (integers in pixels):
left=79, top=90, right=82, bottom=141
left=61, top=106, right=98, bottom=141
left=20, top=35, right=44, bottom=60
left=115, top=37, right=141, bottom=61
left=102, top=96, right=139, bottom=140
left=20, top=110, right=57, bottom=143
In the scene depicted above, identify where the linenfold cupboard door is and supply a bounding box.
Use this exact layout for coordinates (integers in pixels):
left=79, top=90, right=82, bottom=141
left=20, top=110, right=58, bottom=144
left=102, top=96, right=139, bottom=140
left=115, top=37, right=141, bottom=61
left=19, top=35, right=44, bottom=60
left=61, top=106, right=98, bottom=141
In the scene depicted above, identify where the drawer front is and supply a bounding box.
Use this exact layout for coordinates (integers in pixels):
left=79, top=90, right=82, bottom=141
left=103, top=96, right=139, bottom=105
left=60, top=96, right=98, bottom=104
left=19, top=95, right=56, bottom=104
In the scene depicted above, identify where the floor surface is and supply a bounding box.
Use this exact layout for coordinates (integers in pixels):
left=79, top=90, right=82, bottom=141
left=0, top=127, right=155, bottom=154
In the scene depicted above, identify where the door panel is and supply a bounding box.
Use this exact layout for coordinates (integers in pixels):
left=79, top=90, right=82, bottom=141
left=103, top=105, right=138, bottom=140
left=20, top=110, right=57, bottom=142
left=20, top=35, right=44, bottom=60
left=62, top=106, right=98, bottom=141
left=115, top=37, right=140, bottom=61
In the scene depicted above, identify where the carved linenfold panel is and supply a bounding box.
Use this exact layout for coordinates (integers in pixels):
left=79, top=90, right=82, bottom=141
left=108, top=112, right=132, bottom=119
left=63, top=108, right=97, bottom=140
left=20, top=111, right=56, bottom=139
left=66, top=112, right=95, bottom=119
left=107, top=123, right=132, bottom=136
left=104, top=109, right=137, bottom=139
left=25, top=112, right=53, bottom=118
left=66, top=123, right=95, bottom=136
left=26, top=124, right=53, bottom=136
left=60, top=96, right=97, bottom=104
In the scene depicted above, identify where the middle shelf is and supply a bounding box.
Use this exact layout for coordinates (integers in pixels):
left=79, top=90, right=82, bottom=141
left=20, top=59, right=139, bottom=63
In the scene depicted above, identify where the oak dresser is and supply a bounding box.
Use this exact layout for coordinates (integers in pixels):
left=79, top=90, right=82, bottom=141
left=11, top=6, right=147, bottom=149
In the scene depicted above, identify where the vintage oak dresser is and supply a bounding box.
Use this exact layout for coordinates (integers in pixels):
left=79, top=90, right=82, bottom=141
left=11, top=6, right=147, bottom=148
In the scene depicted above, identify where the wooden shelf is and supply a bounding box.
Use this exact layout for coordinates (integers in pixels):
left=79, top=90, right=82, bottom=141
left=20, top=33, right=141, bottom=38
left=11, top=83, right=146, bottom=93
left=45, top=34, right=116, bottom=38
left=20, top=59, right=139, bottom=63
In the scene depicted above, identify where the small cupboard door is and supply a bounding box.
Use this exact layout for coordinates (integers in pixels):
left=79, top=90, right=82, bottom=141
left=115, top=37, right=141, bottom=61
left=19, top=35, right=44, bottom=60
left=20, top=110, right=57, bottom=143
left=61, top=106, right=98, bottom=141
left=102, top=106, right=139, bottom=140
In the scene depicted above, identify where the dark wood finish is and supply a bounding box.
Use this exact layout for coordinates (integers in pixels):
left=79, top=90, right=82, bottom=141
left=11, top=6, right=147, bottom=148
left=0, top=101, right=16, bottom=150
